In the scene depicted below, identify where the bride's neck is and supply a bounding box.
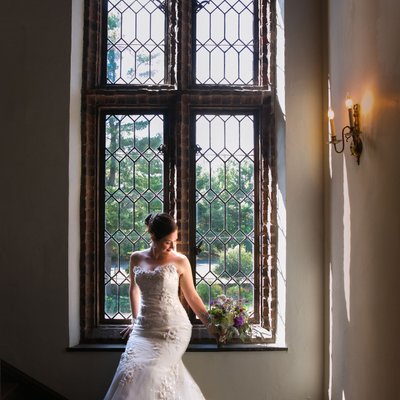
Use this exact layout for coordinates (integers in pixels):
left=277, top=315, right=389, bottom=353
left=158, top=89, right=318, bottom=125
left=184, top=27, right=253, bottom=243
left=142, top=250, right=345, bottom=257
left=150, top=244, right=166, bottom=261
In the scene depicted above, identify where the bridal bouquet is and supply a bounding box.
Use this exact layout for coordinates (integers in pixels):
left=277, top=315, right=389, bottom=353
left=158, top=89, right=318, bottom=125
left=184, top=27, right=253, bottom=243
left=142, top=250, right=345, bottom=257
left=208, top=295, right=252, bottom=344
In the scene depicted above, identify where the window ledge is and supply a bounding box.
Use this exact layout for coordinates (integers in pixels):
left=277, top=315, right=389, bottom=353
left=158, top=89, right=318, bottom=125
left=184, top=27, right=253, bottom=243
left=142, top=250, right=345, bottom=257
left=68, top=325, right=287, bottom=352
left=188, top=343, right=287, bottom=351
left=67, top=343, right=287, bottom=352
left=189, top=324, right=276, bottom=345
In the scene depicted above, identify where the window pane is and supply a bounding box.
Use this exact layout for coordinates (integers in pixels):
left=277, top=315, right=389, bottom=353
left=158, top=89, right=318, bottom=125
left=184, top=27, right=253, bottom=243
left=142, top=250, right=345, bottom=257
left=107, top=0, right=166, bottom=84
left=195, top=114, right=255, bottom=314
left=195, top=0, right=254, bottom=85
left=104, top=114, right=164, bottom=320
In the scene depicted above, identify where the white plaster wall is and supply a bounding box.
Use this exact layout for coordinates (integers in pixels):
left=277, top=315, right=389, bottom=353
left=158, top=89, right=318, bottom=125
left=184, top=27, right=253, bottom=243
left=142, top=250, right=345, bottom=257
left=0, top=0, right=324, bottom=399
left=327, top=0, right=400, bottom=398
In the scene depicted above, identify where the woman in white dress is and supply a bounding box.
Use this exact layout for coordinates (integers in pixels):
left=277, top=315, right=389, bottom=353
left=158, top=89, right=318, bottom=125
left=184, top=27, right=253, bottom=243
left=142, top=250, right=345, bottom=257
left=104, top=213, right=213, bottom=400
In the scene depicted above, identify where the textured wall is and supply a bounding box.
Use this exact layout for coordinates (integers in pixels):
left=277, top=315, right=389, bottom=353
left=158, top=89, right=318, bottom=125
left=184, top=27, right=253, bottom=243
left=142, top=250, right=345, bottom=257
left=326, top=0, right=400, bottom=398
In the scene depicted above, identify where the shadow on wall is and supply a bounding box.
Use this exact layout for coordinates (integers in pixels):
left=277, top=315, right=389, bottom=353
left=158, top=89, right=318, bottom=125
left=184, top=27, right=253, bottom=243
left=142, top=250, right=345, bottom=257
left=1, top=360, right=67, bottom=400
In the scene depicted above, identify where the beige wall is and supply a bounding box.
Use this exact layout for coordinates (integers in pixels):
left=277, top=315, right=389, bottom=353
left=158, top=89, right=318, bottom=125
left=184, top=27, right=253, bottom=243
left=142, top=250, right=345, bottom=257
left=326, top=0, right=400, bottom=398
left=0, top=0, right=324, bottom=399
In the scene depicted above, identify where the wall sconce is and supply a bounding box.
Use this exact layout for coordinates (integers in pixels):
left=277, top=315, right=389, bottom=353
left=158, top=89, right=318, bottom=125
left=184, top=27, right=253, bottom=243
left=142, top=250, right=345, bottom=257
left=328, top=96, right=363, bottom=165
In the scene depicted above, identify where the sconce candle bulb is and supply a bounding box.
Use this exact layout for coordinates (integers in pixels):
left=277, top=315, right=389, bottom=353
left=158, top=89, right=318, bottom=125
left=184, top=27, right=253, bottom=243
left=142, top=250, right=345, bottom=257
left=328, top=108, right=336, bottom=139
left=345, top=96, right=353, bottom=109
left=345, top=96, right=354, bottom=127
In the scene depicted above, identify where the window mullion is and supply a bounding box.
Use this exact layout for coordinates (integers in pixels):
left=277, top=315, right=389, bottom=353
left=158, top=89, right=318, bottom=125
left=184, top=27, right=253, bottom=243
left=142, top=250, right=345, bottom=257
left=165, top=106, right=176, bottom=215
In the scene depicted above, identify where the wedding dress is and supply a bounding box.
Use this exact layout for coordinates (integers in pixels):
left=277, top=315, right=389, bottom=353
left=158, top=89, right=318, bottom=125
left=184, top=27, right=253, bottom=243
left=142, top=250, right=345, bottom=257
left=104, top=264, right=206, bottom=400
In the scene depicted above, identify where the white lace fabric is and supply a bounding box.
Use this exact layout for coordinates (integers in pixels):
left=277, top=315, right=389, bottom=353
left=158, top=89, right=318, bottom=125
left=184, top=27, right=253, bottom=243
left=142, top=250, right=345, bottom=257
left=104, top=265, right=206, bottom=400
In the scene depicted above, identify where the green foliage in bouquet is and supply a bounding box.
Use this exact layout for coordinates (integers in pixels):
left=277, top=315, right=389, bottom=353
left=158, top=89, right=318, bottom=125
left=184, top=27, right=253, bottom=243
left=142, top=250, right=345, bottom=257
left=208, top=295, right=252, bottom=344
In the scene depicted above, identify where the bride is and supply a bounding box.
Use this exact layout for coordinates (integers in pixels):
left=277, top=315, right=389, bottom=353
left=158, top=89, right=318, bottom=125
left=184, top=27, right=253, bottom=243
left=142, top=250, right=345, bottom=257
left=104, top=213, right=214, bottom=399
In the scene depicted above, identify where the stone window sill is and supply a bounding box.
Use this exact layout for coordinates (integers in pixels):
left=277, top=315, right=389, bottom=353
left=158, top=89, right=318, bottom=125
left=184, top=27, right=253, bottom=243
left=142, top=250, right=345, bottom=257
left=67, top=343, right=287, bottom=352
left=68, top=325, right=287, bottom=352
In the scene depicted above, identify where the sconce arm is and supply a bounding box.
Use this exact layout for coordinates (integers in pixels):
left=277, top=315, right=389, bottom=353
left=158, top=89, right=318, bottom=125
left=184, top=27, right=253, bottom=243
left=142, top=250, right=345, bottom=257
left=330, top=126, right=347, bottom=154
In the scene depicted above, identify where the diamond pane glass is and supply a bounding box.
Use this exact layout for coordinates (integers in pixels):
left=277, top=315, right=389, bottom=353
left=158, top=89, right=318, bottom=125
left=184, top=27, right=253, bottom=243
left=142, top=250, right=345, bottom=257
left=107, top=1, right=166, bottom=84
left=195, top=0, right=254, bottom=85
left=195, top=114, right=255, bottom=313
left=104, top=113, right=164, bottom=320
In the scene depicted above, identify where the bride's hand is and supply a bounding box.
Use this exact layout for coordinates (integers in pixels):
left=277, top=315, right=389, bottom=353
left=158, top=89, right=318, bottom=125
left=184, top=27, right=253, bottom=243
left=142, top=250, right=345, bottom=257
left=206, top=323, right=219, bottom=339
left=120, top=324, right=133, bottom=339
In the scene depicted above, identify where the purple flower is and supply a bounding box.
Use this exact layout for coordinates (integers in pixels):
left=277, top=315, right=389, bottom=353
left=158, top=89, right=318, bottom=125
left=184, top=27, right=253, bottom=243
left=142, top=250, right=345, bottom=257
left=234, top=314, right=245, bottom=328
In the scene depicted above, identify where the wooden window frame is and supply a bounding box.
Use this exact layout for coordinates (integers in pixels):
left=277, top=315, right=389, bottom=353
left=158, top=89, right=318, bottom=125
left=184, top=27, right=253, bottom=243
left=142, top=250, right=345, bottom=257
left=80, top=0, right=278, bottom=345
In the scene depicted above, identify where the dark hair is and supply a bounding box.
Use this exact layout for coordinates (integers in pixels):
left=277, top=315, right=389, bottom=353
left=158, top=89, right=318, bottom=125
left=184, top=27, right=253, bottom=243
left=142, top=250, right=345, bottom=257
left=145, top=213, right=177, bottom=241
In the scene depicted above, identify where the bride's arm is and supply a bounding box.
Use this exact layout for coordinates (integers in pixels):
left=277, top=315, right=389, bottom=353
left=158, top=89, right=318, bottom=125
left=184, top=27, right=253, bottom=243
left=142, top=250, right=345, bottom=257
left=178, top=257, right=210, bottom=327
left=121, top=253, right=141, bottom=338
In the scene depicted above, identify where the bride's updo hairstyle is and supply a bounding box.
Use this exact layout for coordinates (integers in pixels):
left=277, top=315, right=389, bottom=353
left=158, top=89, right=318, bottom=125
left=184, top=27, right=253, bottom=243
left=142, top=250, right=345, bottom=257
left=145, top=213, right=177, bottom=241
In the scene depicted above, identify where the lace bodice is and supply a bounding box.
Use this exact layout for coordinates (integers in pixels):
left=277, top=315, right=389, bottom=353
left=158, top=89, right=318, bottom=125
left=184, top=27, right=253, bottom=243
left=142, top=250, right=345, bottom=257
left=134, top=264, right=181, bottom=306
left=133, top=264, right=191, bottom=335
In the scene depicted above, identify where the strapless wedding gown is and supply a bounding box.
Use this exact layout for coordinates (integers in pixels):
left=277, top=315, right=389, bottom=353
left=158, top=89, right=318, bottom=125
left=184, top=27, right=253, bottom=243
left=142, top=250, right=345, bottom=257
left=104, top=264, right=206, bottom=400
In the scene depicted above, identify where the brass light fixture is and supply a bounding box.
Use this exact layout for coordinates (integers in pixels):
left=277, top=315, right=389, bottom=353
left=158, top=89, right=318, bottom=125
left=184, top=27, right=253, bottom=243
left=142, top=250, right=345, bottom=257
left=328, top=96, right=363, bottom=165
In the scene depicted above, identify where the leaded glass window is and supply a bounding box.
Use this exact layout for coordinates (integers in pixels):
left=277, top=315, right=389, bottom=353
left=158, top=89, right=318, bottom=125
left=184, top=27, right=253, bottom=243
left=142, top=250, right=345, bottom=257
left=195, top=0, right=255, bottom=85
left=106, top=0, right=166, bottom=84
left=193, top=113, right=257, bottom=317
left=81, top=0, right=276, bottom=343
left=103, top=113, right=165, bottom=320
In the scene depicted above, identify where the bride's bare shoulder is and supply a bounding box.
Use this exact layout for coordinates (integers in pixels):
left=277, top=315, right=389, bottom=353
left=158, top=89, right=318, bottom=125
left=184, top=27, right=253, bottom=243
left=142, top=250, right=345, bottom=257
left=171, top=252, right=190, bottom=273
left=130, top=249, right=150, bottom=265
